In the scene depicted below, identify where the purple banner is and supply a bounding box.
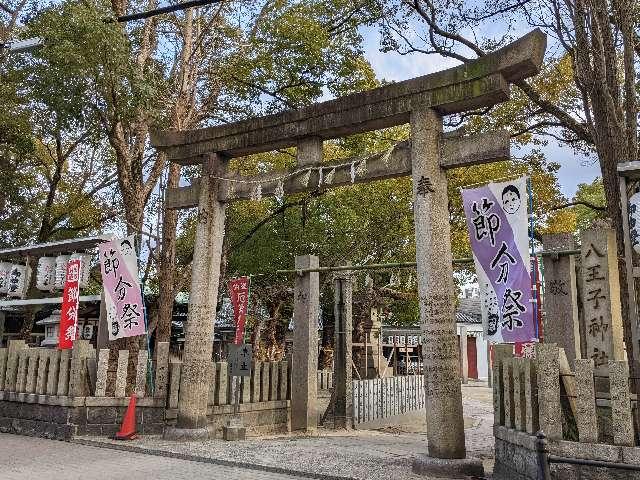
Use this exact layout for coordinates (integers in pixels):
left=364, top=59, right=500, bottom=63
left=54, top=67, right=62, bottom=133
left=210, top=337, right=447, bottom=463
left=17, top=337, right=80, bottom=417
left=99, top=236, right=146, bottom=341
left=461, top=177, right=536, bottom=343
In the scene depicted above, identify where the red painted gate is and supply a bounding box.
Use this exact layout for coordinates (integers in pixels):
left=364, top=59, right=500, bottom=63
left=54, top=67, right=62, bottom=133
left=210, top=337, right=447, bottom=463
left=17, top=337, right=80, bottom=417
left=467, top=336, right=478, bottom=379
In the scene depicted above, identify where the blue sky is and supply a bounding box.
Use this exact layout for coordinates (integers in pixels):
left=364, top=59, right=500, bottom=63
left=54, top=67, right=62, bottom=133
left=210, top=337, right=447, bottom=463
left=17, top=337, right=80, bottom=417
left=358, top=26, right=601, bottom=199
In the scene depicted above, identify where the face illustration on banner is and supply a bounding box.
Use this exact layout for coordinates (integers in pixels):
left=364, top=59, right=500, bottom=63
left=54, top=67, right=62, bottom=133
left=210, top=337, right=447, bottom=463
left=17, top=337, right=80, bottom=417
left=120, top=239, right=134, bottom=258
left=501, top=185, right=521, bottom=215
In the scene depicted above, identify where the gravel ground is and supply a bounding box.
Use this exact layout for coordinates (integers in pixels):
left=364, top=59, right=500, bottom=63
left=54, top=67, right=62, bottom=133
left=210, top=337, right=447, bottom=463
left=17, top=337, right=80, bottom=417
left=2, top=434, right=312, bottom=480
left=80, top=383, right=495, bottom=480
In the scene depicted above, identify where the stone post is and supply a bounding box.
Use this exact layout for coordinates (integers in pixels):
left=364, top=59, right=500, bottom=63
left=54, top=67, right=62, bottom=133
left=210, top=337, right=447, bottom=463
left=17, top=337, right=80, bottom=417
left=35, top=350, right=49, bottom=395
left=536, top=343, right=562, bottom=440
left=523, top=359, right=539, bottom=434
left=291, top=255, right=319, bottom=431
left=114, top=349, right=129, bottom=398
left=609, top=360, right=634, bottom=446
left=502, top=358, right=514, bottom=429
left=574, top=359, right=597, bottom=443
left=0, top=348, right=6, bottom=391
left=542, top=234, right=581, bottom=367
left=168, top=154, right=227, bottom=439
left=134, top=350, right=148, bottom=397
left=579, top=228, right=625, bottom=374
left=333, top=271, right=353, bottom=429
left=410, top=108, right=466, bottom=459
left=95, top=349, right=109, bottom=397
left=69, top=340, right=92, bottom=397
left=459, top=326, right=468, bottom=384
left=279, top=361, right=288, bottom=401
left=513, top=358, right=526, bottom=431
left=25, top=349, right=38, bottom=394
left=57, top=350, right=70, bottom=396
left=5, top=339, right=25, bottom=391
left=0, top=311, right=5, bottom=348
left=46, top=350, right=60, bottom=396
left=154, top=342, right=170, bottom=399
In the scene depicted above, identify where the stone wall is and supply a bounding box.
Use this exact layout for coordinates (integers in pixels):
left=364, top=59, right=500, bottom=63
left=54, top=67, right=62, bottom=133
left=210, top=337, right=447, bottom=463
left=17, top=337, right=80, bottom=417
left=166, top=400, right=290, bottom=437
left=166, top=359, right=290, bottom=409
left=494, top=425, right=640, bottom=480
left=0, top=394, right=166, bottom=440
left=0, top=339, right=292, bottom=440
left=493, top=343, right=640, bottom=480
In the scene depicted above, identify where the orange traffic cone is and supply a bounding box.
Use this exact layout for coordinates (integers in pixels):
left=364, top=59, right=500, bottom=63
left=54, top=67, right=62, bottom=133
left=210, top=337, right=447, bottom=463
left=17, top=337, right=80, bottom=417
left=115, top=394, right=138, bottom=440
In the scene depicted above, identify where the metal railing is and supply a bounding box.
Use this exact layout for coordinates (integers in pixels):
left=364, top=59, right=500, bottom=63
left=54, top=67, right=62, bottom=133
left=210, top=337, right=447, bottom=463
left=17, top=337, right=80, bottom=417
left=535, top=431, right=640, bottom=480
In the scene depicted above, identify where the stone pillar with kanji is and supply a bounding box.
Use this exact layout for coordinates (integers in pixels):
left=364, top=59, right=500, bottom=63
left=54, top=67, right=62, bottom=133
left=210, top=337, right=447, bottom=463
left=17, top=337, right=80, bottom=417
left=579, top=228, right=625, bottom=374
left=410, top=108, right=467, bottom=460
left=542, top=233, right=581, bottom=367
left=291, top=255, right=319, bottom=431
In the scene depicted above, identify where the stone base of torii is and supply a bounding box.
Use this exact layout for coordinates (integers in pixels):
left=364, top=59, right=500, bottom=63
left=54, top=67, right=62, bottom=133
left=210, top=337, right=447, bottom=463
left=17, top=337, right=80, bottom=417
left=151, top=29, right=547, bottom=476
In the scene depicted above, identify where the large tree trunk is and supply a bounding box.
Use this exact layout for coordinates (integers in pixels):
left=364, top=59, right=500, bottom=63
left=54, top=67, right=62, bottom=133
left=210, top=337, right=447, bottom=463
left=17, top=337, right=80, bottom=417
left=156, top=162, right=181, bottom=346
left=154, top=7, right=198, bottom=351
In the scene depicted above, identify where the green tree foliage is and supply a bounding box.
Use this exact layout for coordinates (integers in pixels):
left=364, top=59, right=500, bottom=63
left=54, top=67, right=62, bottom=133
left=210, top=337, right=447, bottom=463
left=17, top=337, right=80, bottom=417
left=2, top=0, right=577, bottom=357
left=572, top=178, right=607, bottom=232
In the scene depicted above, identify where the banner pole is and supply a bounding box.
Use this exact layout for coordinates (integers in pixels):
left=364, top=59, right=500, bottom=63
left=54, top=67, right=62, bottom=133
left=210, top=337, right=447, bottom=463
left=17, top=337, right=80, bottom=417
left=527, top=177, right=539, bottom=340
left=245, top=275, right=252, bottom=345
left=135, top=235, right=154, bottom=396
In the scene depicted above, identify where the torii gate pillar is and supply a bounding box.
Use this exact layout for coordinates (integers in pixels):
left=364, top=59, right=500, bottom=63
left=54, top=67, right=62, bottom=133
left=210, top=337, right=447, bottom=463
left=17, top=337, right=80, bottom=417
left=165, top=154, right=227, bottom=440
left=411, top=109, right=467, bottom=461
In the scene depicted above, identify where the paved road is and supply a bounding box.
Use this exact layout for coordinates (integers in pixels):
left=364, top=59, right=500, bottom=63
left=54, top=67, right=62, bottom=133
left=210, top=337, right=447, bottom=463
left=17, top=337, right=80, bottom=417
left=1, top=434, right=310, bottom=480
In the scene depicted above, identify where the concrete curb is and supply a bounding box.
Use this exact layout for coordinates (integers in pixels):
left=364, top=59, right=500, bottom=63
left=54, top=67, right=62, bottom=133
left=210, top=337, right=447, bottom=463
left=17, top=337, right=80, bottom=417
left=70, top=438, right=357, bottom=480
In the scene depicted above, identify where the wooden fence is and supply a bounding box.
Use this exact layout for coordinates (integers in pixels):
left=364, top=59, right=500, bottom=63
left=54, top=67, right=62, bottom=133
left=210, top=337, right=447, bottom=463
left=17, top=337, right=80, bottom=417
left=352, top=375, right=425, bottom=424
left=493, top=343, right=638, bottom=446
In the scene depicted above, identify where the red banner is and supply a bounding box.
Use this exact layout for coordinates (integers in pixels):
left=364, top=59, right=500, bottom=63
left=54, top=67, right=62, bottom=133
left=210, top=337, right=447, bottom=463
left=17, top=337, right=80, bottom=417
left=58, top=259, right=81, bottom=349
left=229, top=277, right=250, bottom=345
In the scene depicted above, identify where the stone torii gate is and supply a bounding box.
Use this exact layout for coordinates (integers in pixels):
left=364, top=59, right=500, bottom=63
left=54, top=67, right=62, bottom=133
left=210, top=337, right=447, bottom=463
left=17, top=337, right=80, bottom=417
left=151, top=29, right=546, bottom=467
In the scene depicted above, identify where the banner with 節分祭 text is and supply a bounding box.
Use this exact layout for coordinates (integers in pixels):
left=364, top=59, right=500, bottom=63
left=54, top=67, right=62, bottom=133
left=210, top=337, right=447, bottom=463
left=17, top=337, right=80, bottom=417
left=99, top=236, right=145, bottom=341
left=461, top=177, right=536, bottom=343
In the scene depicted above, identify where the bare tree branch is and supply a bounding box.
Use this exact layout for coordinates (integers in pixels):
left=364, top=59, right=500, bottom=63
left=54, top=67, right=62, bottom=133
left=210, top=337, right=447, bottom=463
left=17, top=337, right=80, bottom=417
left=548, top=200, right=607, bottom=211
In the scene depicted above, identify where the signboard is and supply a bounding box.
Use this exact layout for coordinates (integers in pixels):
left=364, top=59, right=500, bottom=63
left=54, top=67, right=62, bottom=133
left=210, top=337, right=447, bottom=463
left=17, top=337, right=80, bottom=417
left=228, top=344, right=252, bottom=377
left=514, top=342, right=536, bottom=358
left=629, top=192, right=640, bottom=254
left=58, top=259, right=81, bottom=349
left=384, top=334, right=422, bottom=346
left=462, top=177, right=536, bottom=343
left=229, top=276, right=250, bottom=345
left=99, top=236, right=146, bottom=340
